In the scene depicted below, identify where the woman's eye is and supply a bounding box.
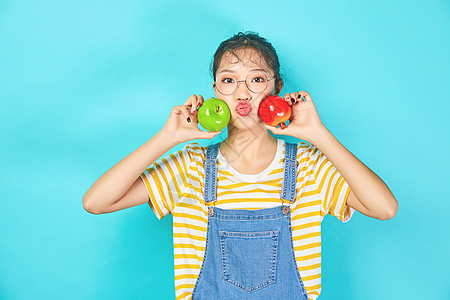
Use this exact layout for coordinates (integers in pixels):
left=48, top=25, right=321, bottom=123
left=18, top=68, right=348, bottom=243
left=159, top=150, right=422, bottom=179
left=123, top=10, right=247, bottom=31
left=222, top=78, right=234, bottom=84
left=252, top=76, right=265, bottom=83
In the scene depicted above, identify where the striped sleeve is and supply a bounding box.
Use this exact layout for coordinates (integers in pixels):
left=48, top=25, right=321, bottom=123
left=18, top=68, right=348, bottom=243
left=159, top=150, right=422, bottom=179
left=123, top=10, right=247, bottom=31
left=310, top=144, right=355, bottom=223
left=139, top=144, right=193, bottom=220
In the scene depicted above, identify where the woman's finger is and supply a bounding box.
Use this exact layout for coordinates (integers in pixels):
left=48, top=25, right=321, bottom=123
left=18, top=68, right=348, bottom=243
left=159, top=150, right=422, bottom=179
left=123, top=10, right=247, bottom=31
left=175, top=105, right=193, bottom=123
left=184, top=94, right=197, bottom=106
left=191, top=95, right=202, bottom=115
left=264, top=123, right=287, bottom=135
left=197, top=130, right=221, bottom=139
left=290, top=92, right=299, bottom=105
left=299, top=91, right=312, bottom=102
left=184, top=94, right=196, bottom=119
left=196, top=95, right=204, bottom=111
left=284, top=92, right=291, bottom=104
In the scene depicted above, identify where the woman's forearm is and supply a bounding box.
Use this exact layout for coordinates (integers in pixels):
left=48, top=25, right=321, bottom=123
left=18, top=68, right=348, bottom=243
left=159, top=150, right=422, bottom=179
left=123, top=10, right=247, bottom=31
left=311, top=126, right=398, bottom=218
left=82, top=129, right=179, bottom=211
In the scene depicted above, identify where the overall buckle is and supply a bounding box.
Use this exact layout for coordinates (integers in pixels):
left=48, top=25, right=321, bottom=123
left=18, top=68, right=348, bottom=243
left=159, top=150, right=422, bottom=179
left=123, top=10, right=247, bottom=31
left=207, top=201, right=216, bottom=217
left=281, top=198, right=291, bottom=215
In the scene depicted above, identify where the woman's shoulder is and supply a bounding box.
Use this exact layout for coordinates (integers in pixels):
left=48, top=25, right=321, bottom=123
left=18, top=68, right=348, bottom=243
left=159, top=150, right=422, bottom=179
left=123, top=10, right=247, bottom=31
left=281, top=140, right=312, bottom=156
left=182, top=140, right=314, bottom=159
left=181, top=142, right=210, bottom=162
left=295, top=140, right=311, bottom=150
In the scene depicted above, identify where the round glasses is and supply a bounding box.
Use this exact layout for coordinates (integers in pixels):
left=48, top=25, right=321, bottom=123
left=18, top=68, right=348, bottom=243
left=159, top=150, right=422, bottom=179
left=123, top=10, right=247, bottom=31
left=213, top=71, right=275, bottom=95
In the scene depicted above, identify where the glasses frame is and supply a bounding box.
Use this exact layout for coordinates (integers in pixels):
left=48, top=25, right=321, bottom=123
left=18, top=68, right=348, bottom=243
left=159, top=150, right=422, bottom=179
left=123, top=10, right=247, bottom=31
left=213, top=72, right=276, bottom=95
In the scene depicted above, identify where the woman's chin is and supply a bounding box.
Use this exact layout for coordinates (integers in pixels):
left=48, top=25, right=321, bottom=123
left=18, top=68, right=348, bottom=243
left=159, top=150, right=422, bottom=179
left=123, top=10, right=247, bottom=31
left=228, top=114, right=266, bottom=130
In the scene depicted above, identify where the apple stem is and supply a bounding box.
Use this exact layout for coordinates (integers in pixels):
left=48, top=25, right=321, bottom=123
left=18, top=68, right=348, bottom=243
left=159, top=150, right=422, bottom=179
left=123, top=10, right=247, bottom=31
left=216, top=106, right=221, bottom=113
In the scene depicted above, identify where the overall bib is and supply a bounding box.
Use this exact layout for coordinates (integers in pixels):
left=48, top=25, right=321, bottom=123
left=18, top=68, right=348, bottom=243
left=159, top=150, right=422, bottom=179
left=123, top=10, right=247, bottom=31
left=191, top=142, right=309, bottom=300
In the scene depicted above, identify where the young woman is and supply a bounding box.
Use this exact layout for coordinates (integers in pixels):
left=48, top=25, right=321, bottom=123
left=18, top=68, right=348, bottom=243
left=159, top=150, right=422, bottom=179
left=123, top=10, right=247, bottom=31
left=83, top=32, right=398, bottom=300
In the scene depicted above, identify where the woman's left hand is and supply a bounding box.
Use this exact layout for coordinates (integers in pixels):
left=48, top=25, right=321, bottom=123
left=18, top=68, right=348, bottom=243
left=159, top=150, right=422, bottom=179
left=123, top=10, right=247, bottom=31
left=264, top=91, right=326, bottom=143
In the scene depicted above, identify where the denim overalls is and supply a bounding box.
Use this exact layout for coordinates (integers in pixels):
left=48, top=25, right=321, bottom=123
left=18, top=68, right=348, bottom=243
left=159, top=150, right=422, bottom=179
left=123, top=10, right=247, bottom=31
left=191, top=142, right=309, bottom=300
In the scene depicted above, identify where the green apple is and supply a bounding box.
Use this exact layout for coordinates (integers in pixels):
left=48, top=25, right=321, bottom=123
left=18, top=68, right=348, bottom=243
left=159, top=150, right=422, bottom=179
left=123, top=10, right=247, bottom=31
left=197, top=98, right=231, bottom=132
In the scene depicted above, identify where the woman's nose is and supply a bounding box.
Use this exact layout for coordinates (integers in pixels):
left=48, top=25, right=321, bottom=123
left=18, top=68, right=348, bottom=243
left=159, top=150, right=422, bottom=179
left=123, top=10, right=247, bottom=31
left=235, top=80, right=251, bottom=100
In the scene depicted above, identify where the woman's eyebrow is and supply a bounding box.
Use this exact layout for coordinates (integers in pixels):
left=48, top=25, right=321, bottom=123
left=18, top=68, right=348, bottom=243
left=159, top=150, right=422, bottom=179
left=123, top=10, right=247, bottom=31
left=218, top=68, right=268, bottom=74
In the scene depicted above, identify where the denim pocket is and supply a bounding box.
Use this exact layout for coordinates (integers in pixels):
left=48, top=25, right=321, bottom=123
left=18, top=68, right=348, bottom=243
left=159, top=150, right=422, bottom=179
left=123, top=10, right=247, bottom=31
left=219, top=230, right=279, bottom=292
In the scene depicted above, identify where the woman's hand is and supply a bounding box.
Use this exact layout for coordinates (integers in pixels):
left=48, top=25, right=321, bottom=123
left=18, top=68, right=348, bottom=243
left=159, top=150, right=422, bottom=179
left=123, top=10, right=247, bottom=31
left=264, top=91, right=326, bottom=143
left=161, top=94, right=221, bottom=144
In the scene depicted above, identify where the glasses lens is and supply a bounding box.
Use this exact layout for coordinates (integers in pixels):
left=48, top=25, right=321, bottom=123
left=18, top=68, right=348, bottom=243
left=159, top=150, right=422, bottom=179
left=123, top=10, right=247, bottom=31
left=215, top=74, right=237, bottom=95
left=246, top=71, right=269, bottom=93
left=214, top=72, right=270, bottom=94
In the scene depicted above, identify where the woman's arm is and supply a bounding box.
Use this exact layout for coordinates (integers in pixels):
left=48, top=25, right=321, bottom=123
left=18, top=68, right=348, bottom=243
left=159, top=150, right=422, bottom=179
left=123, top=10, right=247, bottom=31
left=82, top=95, right=220, bottom=214
left=311, top=126, right=399, bottom=220
left=264, top=91, right=398, bottom=220
left=82, top=129, right=179, bottom=214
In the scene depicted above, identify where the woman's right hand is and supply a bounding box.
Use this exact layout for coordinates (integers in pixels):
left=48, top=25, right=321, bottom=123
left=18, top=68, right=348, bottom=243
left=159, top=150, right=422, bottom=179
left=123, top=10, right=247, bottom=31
left=161, top=94, right=222, bottom=143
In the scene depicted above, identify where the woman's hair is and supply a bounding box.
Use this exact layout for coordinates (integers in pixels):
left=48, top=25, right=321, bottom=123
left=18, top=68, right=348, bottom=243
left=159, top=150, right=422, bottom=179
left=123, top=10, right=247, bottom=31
left=210, top=31, right=283, bottom=94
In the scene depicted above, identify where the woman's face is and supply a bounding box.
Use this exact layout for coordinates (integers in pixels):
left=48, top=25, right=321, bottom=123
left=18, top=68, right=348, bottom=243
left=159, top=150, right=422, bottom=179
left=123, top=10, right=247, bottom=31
left=213, top=48, right=279, bottom=129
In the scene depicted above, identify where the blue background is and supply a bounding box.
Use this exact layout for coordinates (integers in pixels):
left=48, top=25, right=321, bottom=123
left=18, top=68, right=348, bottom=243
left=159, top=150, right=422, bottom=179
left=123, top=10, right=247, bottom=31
left=1, top=0, right=449, bottom=299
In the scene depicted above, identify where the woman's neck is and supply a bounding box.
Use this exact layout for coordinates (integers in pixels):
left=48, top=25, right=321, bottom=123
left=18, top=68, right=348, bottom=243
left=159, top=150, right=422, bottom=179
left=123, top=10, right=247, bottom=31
left=220, top=124, right=278, bottom=163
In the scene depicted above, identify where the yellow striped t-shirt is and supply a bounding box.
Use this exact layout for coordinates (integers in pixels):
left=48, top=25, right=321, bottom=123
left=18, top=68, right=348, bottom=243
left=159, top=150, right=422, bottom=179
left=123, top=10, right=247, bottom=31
left=139, top=138, right=355, bottom=300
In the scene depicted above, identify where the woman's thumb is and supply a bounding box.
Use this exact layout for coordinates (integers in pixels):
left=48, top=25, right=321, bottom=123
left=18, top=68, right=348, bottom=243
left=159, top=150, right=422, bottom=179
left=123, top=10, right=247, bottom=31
left=264, top=124, right=280, bottom=135
left=199, top=130, right=221, bottom=139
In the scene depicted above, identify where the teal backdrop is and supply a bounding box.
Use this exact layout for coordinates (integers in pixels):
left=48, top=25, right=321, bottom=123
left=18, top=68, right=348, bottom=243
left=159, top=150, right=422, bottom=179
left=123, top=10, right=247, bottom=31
left=1, top=0, right=449, bottom=299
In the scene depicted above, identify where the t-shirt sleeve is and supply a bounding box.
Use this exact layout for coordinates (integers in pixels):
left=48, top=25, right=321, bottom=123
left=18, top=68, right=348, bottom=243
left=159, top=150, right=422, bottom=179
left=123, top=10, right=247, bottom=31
left=138, top=143, right=193, bottom=220
left=310, top=144, right=355, bottom=223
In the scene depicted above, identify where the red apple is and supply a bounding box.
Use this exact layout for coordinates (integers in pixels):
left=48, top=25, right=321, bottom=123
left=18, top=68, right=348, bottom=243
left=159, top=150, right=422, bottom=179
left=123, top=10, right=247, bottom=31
left=258, top=95, right=291, bottom=128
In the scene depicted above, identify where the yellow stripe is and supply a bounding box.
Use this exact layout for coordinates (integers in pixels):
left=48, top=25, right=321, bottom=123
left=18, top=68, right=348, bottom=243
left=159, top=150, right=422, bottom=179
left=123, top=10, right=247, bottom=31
left=217, top=190, right=280, bottom=200
left=182, top=191, right=203, bottom=203
left=173, top=233, right=206, bottom=242
left=174, top=273, right=199, bottom=280
left=203, top=198, right=283, bottom=206
left=306, top=284, right=321, bottom=292
left=174, top=253, right=203, bottom=260
left=174, top=264, right=201, bottom=270
left=294, top=242, right=321, bottom=251
left=174, top=244, right=205, bottom=252
left=175, top=284, right=195, bottom=291
left=291, top=210, right=321, bottom=221
left=328, top=171, right=343, bottom=215
left=301, top=272, right=321, bottom=282
left=292, top=231, right=321, bottom=241
left=157, top=158, right=178, bottom=209
left=217, top=169, right=233, bottom=176
left=218, top=187, right=281, bottom=196
left=296, top=252, right=321, bottom=261
left=338, top=181, right=350, bottom=218
left=172, top=212, right=207, bottom=224
left=342, top=185, right=352, bottom=219
left=320, top=166, right=339, bottom=213
left=149, top=164, right=172, bottom=213
left=173, top=222, right=207, bottom=232
left=298, top=262, right=321, bottom=271
left=140, top=172, right=164, bottom=219
left=293, top=199, right=322, bottom=210
left=175, top=292, right=191, bottom=300
left=301, top=188, right=322, bottom=197
left=292, top=221, right=321, bottom=231
left=216, top=180, right=273, bottom=189
left=176, top=201, right=207, bottom=216
left=183, top=179, right=202, bottom=193
left=218, top=179, right=283, bottom=189
left=166, top=150, right=189, bottom=196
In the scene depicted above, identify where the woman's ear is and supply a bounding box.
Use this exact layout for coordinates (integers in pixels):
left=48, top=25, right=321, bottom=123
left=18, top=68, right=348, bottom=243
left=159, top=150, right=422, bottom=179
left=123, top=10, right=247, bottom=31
left=275, top=81, right=283, bottom=95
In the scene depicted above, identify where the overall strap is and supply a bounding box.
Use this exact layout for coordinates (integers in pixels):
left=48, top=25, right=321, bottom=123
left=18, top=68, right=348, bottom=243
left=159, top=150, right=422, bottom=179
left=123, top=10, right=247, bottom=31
left=281, top=142, right=299, bottom=205
left=204, top=142, right=220, bottom=204
left=204, top=141, right=298, bottom=216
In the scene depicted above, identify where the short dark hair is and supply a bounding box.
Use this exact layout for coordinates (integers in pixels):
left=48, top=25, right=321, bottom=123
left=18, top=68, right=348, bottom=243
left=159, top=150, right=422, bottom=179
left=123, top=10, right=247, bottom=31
left=210, top=31, right=283, bottom=94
